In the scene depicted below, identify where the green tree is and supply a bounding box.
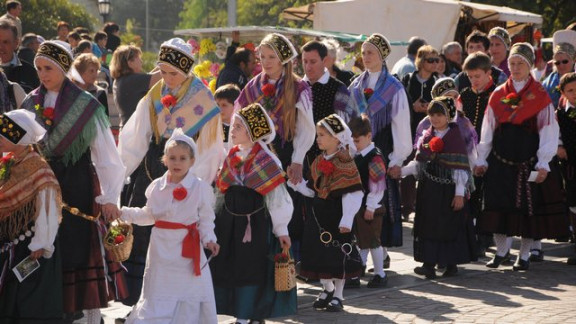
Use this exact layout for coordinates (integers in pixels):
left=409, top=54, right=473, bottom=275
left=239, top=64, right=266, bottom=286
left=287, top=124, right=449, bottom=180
left=20, top=0, right=96, bottom=38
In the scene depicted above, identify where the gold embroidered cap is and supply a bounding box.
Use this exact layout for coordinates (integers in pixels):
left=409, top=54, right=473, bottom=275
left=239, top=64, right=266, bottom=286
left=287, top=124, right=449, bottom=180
left=319, top=114, right=356, bottom=155
left=0, top=114, right=27, bottom=144
left=236, top=103, right=275, bottom=143
left=429, top=96, right=457, bottom=120
left=158, top=38, right=195, bottom=76
left=35, top=40, right=73, bottom=73
left=509, top=42, right=535, bottom=67
left=364, top=33, right=391, bottom=61
left=488, top=27, right=511, bottom=50
left=260, top=33, right=298, bottom=65
left=431, top=77, right=458, bottom=99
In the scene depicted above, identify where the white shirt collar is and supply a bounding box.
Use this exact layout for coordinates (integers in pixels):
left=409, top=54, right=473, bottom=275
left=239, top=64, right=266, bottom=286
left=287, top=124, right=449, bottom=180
left=566, top=101, right=575, bottom=112
left=358, top=142, right=375, bottom=157
left=512, top=79, right=528, bottom=93
left=159, top=168, right=197, bottom=191
left=303, top=69, right=330, bottom=85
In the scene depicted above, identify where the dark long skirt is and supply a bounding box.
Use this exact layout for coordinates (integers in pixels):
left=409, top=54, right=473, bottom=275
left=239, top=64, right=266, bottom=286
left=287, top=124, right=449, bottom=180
left=300, top=196, right=363, bottom=279
left=480, top=124, right=569, bottom=239
left=120, top=139, right=166, bottom=306
left=413, top=175, right=477, bottom=265
left=212, top=186, right=296, bottom=319
left=0, top=226, right=63, bottom=323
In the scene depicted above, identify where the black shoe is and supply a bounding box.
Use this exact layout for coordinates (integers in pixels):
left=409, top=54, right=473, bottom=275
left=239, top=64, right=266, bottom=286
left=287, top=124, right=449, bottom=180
left=313, top=289, right=334, bottom=309
left=414, top=265, right=436, bottom=279
left=567, top=256, right=576, bottom=265
left=529, top=249, right=544, bottom=262
left=367, top=274, right=388, bottom=288
left=501, top=252, right=514, bottom=265
left=442, top=265, right=458, bottom=277
left=383, top=255, right=391, bottom=269
left=344, top=277, right=360, bottom=289
left=249, top=320, right=266, bottom=324
left=486, top=254, right=506, bottom=268
left=555, top=236, right=570, bottom=242
left=513, top=258, right=530, bottom=271
left=325, top=297, right=344, bottom=312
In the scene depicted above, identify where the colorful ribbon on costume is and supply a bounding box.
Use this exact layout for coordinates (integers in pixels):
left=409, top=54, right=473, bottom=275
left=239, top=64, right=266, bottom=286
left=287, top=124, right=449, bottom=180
left=155, top=220, right=201, bottom=275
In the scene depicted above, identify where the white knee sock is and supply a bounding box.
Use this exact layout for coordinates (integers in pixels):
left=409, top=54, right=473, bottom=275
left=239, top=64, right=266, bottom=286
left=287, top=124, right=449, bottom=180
left=333, top=278, right=345, bottom=300
left=494, top=234, right=513, bottom=257
left=235, top=319, right=248, bottom=324
left=85, top=309, right=101, bottom=324
left=359, top=249, right=369, bottom=265
left=519, top=238, right=534, bottom=261
left=370, top=247, right=386, bottom=277
left=320, top=279, right=335, bottom=293
left=531, top=240, right=542, bottom=251
left=382, top=247, right=389, bottom=260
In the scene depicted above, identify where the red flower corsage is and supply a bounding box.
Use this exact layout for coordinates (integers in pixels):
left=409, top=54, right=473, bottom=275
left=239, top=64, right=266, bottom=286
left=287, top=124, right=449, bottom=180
left=262, top=83, right=276, bottom=97
left=0, top=152, right=15, bottom=181
left=161, top=94, right=177, bottom=108
left=318, top=159, right=335, bottom=177
left=173, top=187, right=187, bottom=201
left=364, top=88, right=374, bottom=101
left=274, top=252, right=289, bottom=263
left=425, top=136, right=444, bottom=153
left=34, top=104, right=54, bottom=126
left=501, top=93, right=520, bottom=109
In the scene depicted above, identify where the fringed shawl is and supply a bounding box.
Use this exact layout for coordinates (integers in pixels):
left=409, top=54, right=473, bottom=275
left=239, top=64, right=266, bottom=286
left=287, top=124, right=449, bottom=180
left=489, top=76, right=552, bottom=127
left=21, top=78, right=109, bottom=165
left=236, top=72, right=310, bottom=142
left=309, top=150, right=363, bottom=199
left=216, top=143, right=286, bottom=196
left=148, top=77, right=221, bottom=144
left=0, top=151, right=61, bottom=241
left=349, top=67, right=404, bottom=135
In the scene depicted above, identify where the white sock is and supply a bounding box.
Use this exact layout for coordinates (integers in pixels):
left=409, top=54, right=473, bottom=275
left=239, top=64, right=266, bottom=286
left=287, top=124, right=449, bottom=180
left=531, top=240, right=542, bottom=252
left=494, top=234, right=513, bottom=257
left=85, top=309, right=101, bottom=324
left=519, top=238, right=534, bottom=261
left=320, top=279, right=335, bottom=293
left=360, top=249, right=369, bottom=265
left=235, top=319, right=248, bottom=324
left=333, top=278, right=345, bottom=300
left=382, top=247, right=389, bottom=260
left=370, top=247, right=386, bottom=277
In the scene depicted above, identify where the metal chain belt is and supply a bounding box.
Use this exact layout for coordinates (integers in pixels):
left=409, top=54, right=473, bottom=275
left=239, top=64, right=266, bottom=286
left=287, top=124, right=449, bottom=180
left=422, top=168, right=454, bottom=185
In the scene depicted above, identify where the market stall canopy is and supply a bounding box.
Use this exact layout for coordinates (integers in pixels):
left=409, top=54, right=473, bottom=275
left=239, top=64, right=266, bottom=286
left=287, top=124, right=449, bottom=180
left=282, top=3, right=315, bottom=22
left=460, top=1, right=542, bottom=25
left=174, top=25, right=408, bottom=45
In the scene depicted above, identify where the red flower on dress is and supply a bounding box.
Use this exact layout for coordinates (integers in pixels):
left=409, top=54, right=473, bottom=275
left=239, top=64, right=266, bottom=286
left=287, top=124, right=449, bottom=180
left=318, top=159, right=335, bottom=177
left=42, top=107, right=55, bottom=119
left=161, top=94, right=177, bottom=108
left=262, top=84, right=276, bottom=97
left=364, top=88, right=374, bottom=101
left=427, top=137, right=444, bottom=153
left=173, top=187, right=188, bottom=201
left=274, top=252, right=289, bottom=263
left=501, top=92, right=520, bottom=108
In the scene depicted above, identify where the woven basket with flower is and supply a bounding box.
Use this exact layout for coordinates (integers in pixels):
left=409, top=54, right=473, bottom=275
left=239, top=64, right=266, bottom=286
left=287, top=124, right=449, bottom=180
left=104, top=221, right=133, bottom=262
left=274, top=247, right=296, bottom=291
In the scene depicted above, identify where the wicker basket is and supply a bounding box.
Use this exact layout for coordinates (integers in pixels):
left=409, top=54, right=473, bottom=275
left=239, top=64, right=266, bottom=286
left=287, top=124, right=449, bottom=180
left=104, top=221, right=133, bottom=262
left=274, top=247, right=296, bottom=292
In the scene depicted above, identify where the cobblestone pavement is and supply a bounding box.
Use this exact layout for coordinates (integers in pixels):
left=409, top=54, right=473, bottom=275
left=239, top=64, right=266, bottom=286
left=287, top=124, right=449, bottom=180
left=89, top=221, right=576, bottom=324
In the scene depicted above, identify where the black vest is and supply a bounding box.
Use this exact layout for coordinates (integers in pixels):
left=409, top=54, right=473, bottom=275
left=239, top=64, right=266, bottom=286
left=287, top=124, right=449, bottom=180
left=354, top=147, right=386, bottom=206
left=460, top=83, right=496, bottom=138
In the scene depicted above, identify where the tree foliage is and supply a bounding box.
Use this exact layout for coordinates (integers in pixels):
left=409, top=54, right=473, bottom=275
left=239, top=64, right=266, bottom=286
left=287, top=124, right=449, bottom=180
left=20, top=0, right=95, bottom=39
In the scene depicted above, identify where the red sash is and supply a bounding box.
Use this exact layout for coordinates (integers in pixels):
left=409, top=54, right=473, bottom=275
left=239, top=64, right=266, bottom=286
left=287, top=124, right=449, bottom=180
left=155, top=220, right=201, bottom=276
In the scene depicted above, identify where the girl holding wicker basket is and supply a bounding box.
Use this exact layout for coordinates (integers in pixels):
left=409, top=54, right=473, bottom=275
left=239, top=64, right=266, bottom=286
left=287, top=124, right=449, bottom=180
left=114, top=128, right=220, bottom=323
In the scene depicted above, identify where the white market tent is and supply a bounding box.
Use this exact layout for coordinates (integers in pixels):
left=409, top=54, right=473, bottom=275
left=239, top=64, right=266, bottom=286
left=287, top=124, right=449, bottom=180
left=287, top=0, right=542, bottom=65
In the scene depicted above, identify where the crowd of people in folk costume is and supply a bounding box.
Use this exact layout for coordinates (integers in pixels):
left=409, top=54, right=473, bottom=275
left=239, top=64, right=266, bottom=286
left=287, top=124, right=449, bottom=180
left=1, top=1, right=576, bottom=322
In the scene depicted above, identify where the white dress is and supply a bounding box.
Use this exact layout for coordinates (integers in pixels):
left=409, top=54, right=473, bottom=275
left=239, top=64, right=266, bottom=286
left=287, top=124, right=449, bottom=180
left=121, top=171, right=218, bottom=324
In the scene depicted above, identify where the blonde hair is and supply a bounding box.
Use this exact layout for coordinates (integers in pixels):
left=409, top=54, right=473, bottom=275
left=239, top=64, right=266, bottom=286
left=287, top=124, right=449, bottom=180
left=162, top=140, right=195, bottom=163
left=72, top=53, right=100, bottom=75
left=110, top=44, right=142, bottom=79
left=281, top=61, right=299, bottom=141
left=415, top=45, right=439, bottom=70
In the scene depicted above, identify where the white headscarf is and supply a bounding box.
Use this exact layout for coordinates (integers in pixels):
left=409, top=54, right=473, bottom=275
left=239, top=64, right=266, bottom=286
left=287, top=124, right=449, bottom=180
left=319, top=114, right=356, bottom=156
left=2, top=110, right=46, bottom=145
left=164, top=128, right=197, bottom=157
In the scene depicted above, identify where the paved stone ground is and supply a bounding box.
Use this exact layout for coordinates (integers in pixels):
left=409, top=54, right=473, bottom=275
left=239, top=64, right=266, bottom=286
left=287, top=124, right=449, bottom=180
left=81, top=220, right=576, bottom=324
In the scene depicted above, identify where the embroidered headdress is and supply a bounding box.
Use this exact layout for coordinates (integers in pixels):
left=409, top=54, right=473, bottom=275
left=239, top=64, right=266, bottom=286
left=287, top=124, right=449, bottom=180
left=319, top=114, right=356, bottom=155
left=158, top=38, right=195, bottom=76
left=260, top=33, right=298, bottom=65
left=488, top=27, right=511, bottom=50
left=431, top=77, right=458, bottom=99
left=509, top=42, right=535, bottom=67
left=235, top=103, right=275, bottom=144
left=34, top=40, right=73, bottom=73
left=165, top=127, right=197, bottom=157
left=364, top=33, right=391, bottom=61
left=429, top=96, right=457, bottom=120
left=0, top=110, right=45, bottom=145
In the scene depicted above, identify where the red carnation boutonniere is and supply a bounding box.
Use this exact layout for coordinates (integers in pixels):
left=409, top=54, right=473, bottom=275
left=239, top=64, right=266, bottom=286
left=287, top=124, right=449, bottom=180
left=501, top=93, right=520, bottom=109
left=34, top=104, right=55, bottom=126
left=424, top=136, right=444, bottom=153
left=173, top=187, right=188, bottom=201
left=364, top=88, right=374, bottom=101
left=161, top=94, right=178, bottom=115
left=0, top=152, right=15, bottom=181
left=318, top=159, right=335, bottom=177
left=261, top=83, right=276, bottom=111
